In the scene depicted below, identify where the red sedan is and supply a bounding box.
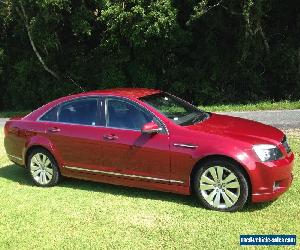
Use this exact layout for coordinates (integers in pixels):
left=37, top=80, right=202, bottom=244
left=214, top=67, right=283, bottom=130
left=4, top=88, right=294, bottom=211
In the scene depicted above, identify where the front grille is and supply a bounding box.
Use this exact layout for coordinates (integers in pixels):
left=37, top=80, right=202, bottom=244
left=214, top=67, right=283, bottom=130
left=282, top=135, right=291, bottom=153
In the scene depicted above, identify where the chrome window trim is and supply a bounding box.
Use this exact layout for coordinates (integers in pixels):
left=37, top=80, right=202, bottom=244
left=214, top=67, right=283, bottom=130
left=105, top=98, right=108, bottom=127
left=36, top=94, right=169, bottom=135
left=104, top=96, right=169, bottom=135
left=36, top=118, right=162, bottom=132
left=122, top=97, right=168, bottom=133
left=57, top=96, right=101, bottom=126
left=36, top=103, right=60, bottom=122
left=64, top=165, right=184, bottom=184
left=36, top=95, right=102, bottom=123
left=37, top=120, right=105, bottom=128
left=7, top=154, right=23, bottom=161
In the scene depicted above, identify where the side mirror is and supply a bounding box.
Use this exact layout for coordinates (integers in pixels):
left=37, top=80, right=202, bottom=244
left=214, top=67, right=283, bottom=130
left=141, top=121, right=162, bottom=135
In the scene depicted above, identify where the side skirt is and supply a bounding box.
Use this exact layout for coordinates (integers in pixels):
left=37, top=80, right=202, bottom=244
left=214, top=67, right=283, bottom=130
left=60, top=166, right=191, bottom=195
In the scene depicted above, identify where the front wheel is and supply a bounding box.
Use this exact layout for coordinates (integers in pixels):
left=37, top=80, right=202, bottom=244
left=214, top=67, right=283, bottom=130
left=27, top=148, right=61, bottom=187
left=193, top=160, right=249, bottom=212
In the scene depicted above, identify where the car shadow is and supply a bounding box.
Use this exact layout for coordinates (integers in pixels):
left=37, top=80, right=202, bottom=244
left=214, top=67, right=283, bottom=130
left=0, top=164, right=34, bottom=186
left=0, top=164, right=274, bottom=212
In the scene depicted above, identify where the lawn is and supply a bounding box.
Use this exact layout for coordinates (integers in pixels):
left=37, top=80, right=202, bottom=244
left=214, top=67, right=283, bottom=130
left=199, top=100, right=300, bottom=112
left=0, top=111, right=31, bottom=118
left=0, top=129, right=299, bottom=249
left=1, top=100, right=300, bottom=118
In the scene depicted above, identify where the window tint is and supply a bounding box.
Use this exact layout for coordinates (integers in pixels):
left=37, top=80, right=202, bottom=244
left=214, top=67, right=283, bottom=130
left=107, top=99, right=153, bottom=130
left=40, top=106, right=58, bottom=122
left=58, top=98, right=99, bottom=126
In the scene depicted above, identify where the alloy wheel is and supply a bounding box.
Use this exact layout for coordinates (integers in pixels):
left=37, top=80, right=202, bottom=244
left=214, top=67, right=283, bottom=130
left=199, top=166, right=241, bottom=209
left=30, top=153, right=54, bottom=185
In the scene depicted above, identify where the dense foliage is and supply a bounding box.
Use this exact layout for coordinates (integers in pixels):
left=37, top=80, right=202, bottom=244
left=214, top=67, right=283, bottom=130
left=0, top=0, right=299, bottom=110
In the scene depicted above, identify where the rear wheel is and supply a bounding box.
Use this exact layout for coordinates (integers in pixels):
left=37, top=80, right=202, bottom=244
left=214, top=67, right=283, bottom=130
left=27, top=148, right=60, bottom=187
left=193, top=160, right=249, bottom=212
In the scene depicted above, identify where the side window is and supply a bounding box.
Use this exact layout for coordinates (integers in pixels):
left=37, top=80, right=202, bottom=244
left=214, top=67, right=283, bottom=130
left=58, top=98, right=99, bottom=126
left=40, top=106, right=58, bottom=122
left=106, top=99, right=153, bottom=130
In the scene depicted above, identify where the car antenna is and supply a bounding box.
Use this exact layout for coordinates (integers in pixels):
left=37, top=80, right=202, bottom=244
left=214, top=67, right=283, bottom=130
left=66, top=75, right=86, bottom=93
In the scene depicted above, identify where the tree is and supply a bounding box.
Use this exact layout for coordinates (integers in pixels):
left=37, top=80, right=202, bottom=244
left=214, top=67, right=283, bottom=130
left=0, top=0, right=299, bottom=110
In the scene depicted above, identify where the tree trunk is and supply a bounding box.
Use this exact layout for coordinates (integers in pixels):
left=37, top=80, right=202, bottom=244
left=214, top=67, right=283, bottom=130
left=298, top=46, right=300, bottom=77
left=19, top=0, right=61, bottom=81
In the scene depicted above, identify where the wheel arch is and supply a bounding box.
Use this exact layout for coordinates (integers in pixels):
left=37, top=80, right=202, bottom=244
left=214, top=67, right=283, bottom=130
left=189, top=154, right=252, bottom=198
left=24, top=145, right=48, bottom=168
left=25, top=145, right=62, bottom=187
left=23, top=135, right=63, bottom=168
left=25, top=145, right=53, bottom=168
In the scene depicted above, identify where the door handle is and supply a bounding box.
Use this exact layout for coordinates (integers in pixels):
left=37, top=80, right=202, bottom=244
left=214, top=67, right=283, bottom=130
left=10, top=126, right=19, bottom=132
left=48, top=127, right=61, bottom=133
left=25, top=129, right=35, bottom=136
left=103, top=134, right=118, bottom=140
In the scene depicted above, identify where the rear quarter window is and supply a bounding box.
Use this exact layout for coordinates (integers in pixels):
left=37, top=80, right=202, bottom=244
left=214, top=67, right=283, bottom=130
left=39, top=106, right=58, bottom=122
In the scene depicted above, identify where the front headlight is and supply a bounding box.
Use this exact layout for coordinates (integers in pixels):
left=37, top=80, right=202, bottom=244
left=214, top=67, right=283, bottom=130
left=253, top=144, right=283, bottom=162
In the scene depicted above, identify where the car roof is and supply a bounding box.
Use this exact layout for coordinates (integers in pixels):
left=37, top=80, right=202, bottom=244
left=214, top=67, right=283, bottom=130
left=23, top=88, right=161, bottom=121
left=85, top=88, right=161, bottom=99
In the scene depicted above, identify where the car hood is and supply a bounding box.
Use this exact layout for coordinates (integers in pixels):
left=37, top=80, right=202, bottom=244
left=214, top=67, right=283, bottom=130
left=185, top=113, right=284, bottom=145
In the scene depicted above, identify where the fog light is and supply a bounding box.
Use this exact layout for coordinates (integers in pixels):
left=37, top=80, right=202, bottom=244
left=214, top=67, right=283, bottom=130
left=273, top=181, right=280, bottom=190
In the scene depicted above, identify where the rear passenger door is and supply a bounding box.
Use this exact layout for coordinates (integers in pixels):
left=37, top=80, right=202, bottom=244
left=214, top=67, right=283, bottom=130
left=41, top=97, right=104, bottom=170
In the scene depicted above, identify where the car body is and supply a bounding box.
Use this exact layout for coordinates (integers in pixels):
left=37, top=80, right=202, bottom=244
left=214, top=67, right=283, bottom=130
left=4, top=88, right=294, bottom=211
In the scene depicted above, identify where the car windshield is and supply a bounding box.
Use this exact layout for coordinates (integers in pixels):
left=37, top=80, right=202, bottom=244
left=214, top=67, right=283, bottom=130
left=140, top=93, right=210, bottom=126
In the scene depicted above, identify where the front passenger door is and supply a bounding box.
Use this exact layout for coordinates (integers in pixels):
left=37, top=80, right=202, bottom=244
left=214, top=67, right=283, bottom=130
left=100, top=98, right=171, bottom=181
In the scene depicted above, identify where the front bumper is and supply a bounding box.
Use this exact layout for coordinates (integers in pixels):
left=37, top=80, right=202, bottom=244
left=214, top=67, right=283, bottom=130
left=251, top=152, right=294, bottom=203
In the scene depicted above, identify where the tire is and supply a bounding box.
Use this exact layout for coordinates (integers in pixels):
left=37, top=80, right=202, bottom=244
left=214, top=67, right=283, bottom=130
left=193, top=159, right=249, bottom=212
left=27, top=148, right=61, bottom=187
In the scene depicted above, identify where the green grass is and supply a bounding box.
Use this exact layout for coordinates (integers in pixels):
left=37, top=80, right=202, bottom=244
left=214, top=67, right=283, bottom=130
left=0, top=130, right=299, bottom=249
left=1, top=100, right=300, bottom=118
left=0, top=111, right=30, bottom=118
left=199, top=100, right=300, bottom=112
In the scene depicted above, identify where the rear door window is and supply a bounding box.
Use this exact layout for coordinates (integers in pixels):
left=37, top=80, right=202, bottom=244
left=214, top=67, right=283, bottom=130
left=58, top=98, right=100, bottom=126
